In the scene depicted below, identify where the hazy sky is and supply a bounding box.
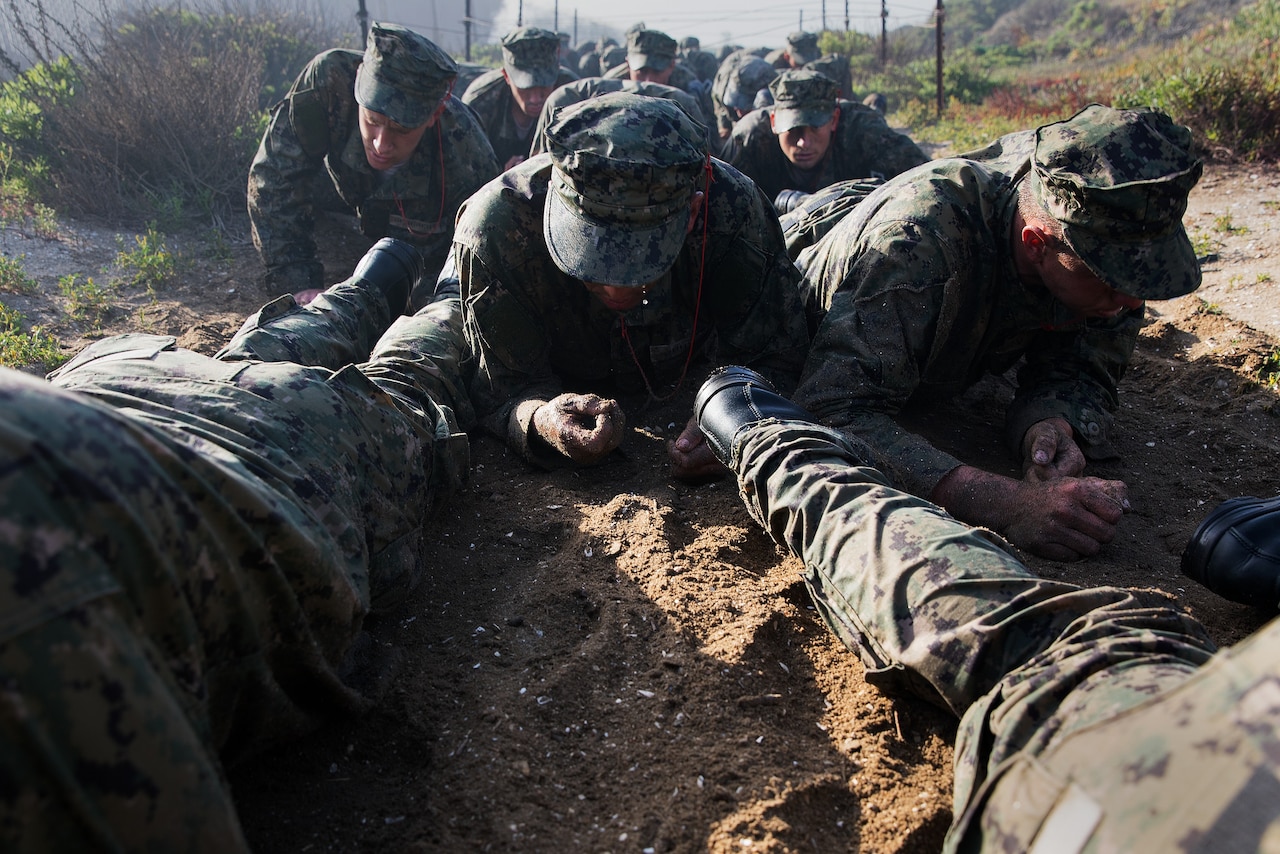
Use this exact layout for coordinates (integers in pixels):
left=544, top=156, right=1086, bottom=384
left=489, top=0, right=941, bottom=52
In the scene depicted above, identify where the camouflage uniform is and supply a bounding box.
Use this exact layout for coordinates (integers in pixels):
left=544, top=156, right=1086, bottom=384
left=723, top=70, right=929, bottom=201
left=791, top=105, right=1203, bottom=498
left=453, top=93, right=809, bottom=465
left=462, top=27, right=578, bottom=168
left=602, top=29, right=714, bottom=121
left=727, top=417, right=1277, bottom=852
left=529, top=78, right=710, bottom=156
left=710, top=50, right=779, bottom=141
left=0, top=240, right=470, bottom=851
left=247, top=23, right=498, bottom=299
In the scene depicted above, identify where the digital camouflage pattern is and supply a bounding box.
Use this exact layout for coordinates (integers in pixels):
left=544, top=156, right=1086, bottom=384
left=790, top=135, right=1143, bottom=497
left=0, top=240, right=470, bottom=851
left=529, top=78, right=710, bottom=158
left=723, top=97, right=929, bottom=200
left=541, top=92, right=708, bottom=286
left=624, top=28, right=678, bottom=72
left=451, top=153, right=809, bottom=465
left=768, top=69, right=839, bottom=132
left=727, top=418, right=1279, bottom=853
left=784, top=31, right=821, bottom=65
left=1032, top=104, right=1203, bottom=300
left=462, top=65, right=579, bottom=168
left=354, top=22, right=457, bottom=129
left=499, top=26, right=562, bottom=89
left=247, top=48, right=498, bottom=298
left=711, top=50, right=779, bottom=138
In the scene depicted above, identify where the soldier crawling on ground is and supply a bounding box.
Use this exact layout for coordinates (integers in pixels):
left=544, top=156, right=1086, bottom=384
left=247, top=22, right=497, bottom=310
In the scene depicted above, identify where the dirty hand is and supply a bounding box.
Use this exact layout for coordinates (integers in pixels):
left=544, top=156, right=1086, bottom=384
left=667, top=415, right=726, bottom=481
left=1004, top=476, right=1131, bottom=561
left=1021, top=417, right=1086, bottom=482
left=532, top=393, right=627, bottom=465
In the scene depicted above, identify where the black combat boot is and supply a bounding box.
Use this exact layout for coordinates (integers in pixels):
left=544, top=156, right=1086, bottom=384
left=694, top=366, right=818, bottom=466
left=1181, top=495, right=1280, bottom=610
left=349, top=238, right=423, bottom=315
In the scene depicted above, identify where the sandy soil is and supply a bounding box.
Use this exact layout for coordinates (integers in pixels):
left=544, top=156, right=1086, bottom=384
left=1, top=160, right=1277, bottom=852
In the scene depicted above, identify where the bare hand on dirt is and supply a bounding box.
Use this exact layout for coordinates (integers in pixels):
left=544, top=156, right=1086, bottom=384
left=533, top=393, right=626, bottom=465
left=1004, top=476, right=1131, bottom=561
left=1021, top=416, right=1086, bottom=482
left=668, top=415, right=726, bottom=480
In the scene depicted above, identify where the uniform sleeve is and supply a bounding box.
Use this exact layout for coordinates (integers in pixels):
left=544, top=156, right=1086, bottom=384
left=839, top=104, right=931, bottom=182
left=703, top=178, right=810, bottom=394
left=456, top=243, right=565, bottom=466
left=247, top=58, right=339, bottom=292
left=792, top=219, right=966, bottom=497
left=1005, top=308, right=1142, bottom=461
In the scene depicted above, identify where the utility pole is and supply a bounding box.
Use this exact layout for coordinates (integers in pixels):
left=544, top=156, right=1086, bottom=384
left=554, top=0, right=559, bottom=31
left=880, top=0, right=888, bottom=65
left=845, top=0, right=850, bottom=32
left=464, top=0, right=472, bottom=60
left=517, top=0, right=523, bottom=26
left=935, top=0, right=945, bottom=117
left=799, top=10, right=803, bottom=30
left=822, top=0, right=826, bottom=31
left=573, top=10, right=578, bottom=43
left=356, top=0, right=368, bottom=44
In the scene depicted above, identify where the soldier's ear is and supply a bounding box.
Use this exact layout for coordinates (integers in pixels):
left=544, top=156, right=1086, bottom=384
left=1021, top=225, right=1051, bottom=262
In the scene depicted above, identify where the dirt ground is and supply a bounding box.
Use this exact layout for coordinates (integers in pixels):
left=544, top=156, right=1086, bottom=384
left=2, top=160, right=1278, bottom=852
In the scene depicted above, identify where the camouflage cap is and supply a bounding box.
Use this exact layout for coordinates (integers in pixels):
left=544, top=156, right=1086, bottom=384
left=542, top=91, right=709, bottom=286
left=769, top=69, right=838, bottom=133
left=354, top=22, right=457, bottom=128
left=786, top=31, right=821, bottom=64
left=1033, top=103, right=1204, bottom=300
left=627, top=29, right=678, bottom=72
left=501, top=27, right=562, bottom=89
left=679, top=36, right=700, bottom=51
left=601, top=45, right=628, bottom=74
left=721, top=57, right=778, bottom=112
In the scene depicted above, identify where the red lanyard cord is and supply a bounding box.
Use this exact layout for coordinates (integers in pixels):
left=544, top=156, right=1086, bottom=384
left=391, top=79, right=455, bottom=236
left=621, top=155, right=715, bottom=407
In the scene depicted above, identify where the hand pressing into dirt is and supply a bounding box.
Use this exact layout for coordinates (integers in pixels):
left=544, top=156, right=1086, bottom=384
left=1021, top=416, right=1087, bottom=482
left=1001, top=476, right=1130, bottom=561
left=933, top=464, right=1130, bottom=561
left=532, top=393, right=627, bottom=465
left=668, top=414, right=726, bottom=481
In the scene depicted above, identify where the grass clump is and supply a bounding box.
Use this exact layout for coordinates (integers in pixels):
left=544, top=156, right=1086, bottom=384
left=0, top=302, right=64, bottom=370
left=0, top=255, right=37, bottom=293
left=58, top=274, right=116, bottom=328
left=114, top=225, right=181, bottom=294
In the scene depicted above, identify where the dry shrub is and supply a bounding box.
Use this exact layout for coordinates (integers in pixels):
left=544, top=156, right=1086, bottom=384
left=2, top=0, right=339, bottom=223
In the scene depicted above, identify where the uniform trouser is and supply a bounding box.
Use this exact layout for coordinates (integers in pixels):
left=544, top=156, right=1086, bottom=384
left=730, top=421, right=1280, bottom=852
left=0, top=282, right=469, bottom=853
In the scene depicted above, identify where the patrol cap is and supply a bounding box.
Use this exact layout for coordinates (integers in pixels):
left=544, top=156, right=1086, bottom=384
left=501, top=27, right=561, bottom=89
left=627, top=29, right=678, bottom=72
left=769, top=69, right=839, bottom=133
left=543, top=92, right=709, bottom=286
left=786, top=31, right=821, bottom=65
left=1032, top=104, right=1204, bottom=300
left=679, top=36, right=700, bottom=51
left=601, top=45, right=628, bottom=74
left=354, top=22, right=457, bottom=128
left=721, top=57, right=777, bottom=112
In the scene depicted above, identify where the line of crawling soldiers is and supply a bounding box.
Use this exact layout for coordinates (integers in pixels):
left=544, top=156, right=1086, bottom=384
left=3, top=19, right=1278, bottom=853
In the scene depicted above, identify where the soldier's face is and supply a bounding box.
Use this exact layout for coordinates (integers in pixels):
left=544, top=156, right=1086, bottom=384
left=772, top=112, right=838, bottom=169
left=631, top=64, right=674, bottom=86
left=503, top=72, right=554, bottom=119
left=1038, top=241, right=1145, bottom=318
left=579, top=191, right=704, bottom=312
left=359, top=107, right=430, bottom=171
